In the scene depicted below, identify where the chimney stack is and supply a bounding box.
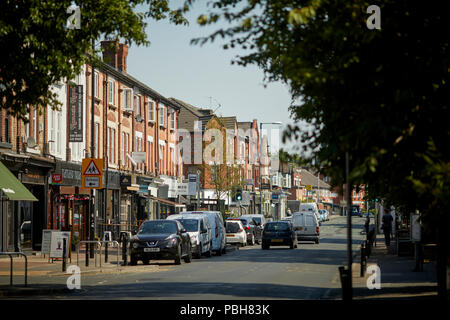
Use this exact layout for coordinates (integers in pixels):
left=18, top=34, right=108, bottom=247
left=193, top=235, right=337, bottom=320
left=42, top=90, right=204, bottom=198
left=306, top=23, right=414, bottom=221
left=101, top=40, right=129, bottom=73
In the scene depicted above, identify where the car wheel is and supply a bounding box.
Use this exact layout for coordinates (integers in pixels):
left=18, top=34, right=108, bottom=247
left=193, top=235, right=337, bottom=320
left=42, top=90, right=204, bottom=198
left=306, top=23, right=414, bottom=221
left=143, top=257, right=150, bottom=265
left=315, top=238, right=320, bottom=244
left=248, top=234, right=255, bottom=246
left=184, top=244, right=192, bottom=263
left=194, top=243, right=202, bottom=259
left=222, top=246, right=227, bottom=254
left=205, top=242, right=212, bottom=257
left=175, top=245, right=182, bottom=265
left=290, top=242, right=294, bottom=249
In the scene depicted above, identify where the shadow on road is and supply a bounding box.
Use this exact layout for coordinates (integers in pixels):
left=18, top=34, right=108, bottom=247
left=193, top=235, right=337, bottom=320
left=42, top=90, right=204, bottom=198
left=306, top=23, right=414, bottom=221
left=67, top=281, right=342, bottom=299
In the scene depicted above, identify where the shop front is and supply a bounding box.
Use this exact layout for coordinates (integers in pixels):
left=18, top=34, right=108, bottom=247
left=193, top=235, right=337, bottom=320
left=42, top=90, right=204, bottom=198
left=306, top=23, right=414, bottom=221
left=0, top=161, right=38, bottom=252
left=0, top=154, right=54, bottom=252
left=50, top=161, right=92, bottom=247
left=99, top=169, right=121, bottom=240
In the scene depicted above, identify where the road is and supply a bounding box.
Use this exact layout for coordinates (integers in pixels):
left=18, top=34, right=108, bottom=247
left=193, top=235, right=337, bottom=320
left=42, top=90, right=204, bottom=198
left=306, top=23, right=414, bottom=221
left=16, top=216, right=366, bottom=300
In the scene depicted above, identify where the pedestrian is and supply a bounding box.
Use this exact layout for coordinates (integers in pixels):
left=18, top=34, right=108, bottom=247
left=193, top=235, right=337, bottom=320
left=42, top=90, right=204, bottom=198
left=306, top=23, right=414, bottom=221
left=364, top=215, right=370, bottom=234
left=382, top=210, right=393, bottom=246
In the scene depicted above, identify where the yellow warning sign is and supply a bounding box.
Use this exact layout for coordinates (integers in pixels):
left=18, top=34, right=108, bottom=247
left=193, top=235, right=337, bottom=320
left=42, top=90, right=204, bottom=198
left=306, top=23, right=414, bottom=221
left=82, top=158, right=103, bottom=189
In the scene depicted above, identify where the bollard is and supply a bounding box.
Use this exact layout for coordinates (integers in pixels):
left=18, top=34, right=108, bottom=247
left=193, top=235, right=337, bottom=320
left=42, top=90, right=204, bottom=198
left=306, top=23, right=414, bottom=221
left=338, top=266, right=351, bottom=300
left=360, top=242, right=366, bottom=277
left=85, top=242, right=89, bottom=267
left=62, top=238, right=67, bottom=272
left=122, top=236, right=128, bottom=266
left=105, top=242, right=108, bottom=263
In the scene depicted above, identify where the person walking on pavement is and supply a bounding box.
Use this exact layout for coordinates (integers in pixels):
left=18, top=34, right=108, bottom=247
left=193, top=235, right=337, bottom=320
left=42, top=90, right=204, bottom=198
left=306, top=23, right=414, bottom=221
left=365, top=215, right=370, bottom=235
left=382, top=210, right=394, bottom=246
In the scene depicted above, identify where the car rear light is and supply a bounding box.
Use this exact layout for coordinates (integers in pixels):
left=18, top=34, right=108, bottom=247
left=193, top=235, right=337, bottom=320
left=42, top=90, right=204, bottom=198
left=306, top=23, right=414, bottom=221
left=246, top=226, right=250, bottom=230
left=316, top=226, right=320, bottom=233
left=238, top=229, right=243, bottom=233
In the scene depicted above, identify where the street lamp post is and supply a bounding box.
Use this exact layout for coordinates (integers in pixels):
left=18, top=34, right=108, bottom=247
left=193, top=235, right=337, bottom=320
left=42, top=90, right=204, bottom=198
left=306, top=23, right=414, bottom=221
left=259, top=122, right=282, bottom=217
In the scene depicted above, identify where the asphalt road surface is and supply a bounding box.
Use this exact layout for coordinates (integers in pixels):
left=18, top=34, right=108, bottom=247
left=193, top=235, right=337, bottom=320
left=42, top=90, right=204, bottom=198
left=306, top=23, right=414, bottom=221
left=16, top=216, right=367, bottom=300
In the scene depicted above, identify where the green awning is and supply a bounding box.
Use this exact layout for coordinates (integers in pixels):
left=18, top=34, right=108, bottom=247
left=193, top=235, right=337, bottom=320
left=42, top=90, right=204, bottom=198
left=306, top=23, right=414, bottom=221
left=0, top=161, right=38, bottom=201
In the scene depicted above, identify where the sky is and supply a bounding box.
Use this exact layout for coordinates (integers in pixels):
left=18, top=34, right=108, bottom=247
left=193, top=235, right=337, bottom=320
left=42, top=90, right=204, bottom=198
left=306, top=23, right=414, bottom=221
left=124, top=3, right=300, bottom=154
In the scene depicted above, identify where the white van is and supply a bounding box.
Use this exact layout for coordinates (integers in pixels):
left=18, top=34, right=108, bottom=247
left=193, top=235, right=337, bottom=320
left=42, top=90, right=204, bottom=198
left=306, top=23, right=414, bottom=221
left=292, top=211, right=320, bottom=244
left=183, top=211, right=227, bottom=255
left=167, top=213, right=213, bottom=258
left=299, top=203, right=321, bottom=225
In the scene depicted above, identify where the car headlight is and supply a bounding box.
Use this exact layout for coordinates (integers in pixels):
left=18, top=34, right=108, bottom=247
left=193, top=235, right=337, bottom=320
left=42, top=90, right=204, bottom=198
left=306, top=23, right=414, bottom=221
left=190, top=235, right=198, bottom=244
left=164, top=236, right=178, bottom=247
left=132, top=242, right=139, bottom=249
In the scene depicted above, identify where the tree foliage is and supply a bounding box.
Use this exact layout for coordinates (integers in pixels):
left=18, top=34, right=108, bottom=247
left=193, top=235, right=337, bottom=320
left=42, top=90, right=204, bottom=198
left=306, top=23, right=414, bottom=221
left=0, top=0, right=187, bottom=119
left=186, top=0, right=449, bottom=231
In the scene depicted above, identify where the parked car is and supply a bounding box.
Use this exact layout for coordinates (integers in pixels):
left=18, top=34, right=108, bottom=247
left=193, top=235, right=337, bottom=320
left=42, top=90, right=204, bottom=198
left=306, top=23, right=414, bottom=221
left=292, top=211, right=320, bottom=244
left=362, top=212, right=374, bottom=219
left=241, top=214, right=267, bottom=229
left=183, top=211, right=227, bottom=255
left=167, top=213, right=212, bottom=258
left=281, top=216, right=293, bottom=224
left=129, top=220, right=192, bottom=265
left=228, top=217, right=262, bottom=245
left=351, top=209, right=363, bottom=217
left=317, top=210, right=325, bottom=223
left=322, top=209, right=330, bottom=221
left=261, top=221, right=298, bottom=250
left=225, top=220, right=247, bottom=247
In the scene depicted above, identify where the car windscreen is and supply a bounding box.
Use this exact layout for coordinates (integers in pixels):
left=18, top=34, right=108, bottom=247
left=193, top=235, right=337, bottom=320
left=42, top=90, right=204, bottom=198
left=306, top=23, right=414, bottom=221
left=252, top=217, right=262, bottom=225
left=265, top=223, right=290, bottom=232
left=178, top=219, right=199, bottom=232
left=234, top=219, right=248, bottom=226
left=226, top=222, right=241, bottom=233
left=138, top=221, right=177, bottom=234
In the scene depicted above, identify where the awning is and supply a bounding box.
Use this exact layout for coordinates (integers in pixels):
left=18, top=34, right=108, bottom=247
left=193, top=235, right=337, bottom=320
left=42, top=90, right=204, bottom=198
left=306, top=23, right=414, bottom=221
left=0, top=161, right=38, bottom=201
left=150, top=196, right=186, bottom=208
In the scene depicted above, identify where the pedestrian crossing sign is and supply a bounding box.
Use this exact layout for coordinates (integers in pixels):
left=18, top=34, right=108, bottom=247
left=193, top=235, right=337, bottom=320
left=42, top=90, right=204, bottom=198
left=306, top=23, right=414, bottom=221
left=82, top=158, right=103, bottom=189
left=84, top=160, right=101, bottom=175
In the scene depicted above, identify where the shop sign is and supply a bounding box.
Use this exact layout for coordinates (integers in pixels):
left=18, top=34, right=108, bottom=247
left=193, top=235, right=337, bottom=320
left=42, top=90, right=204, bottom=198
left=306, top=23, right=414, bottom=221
left=188, top=174, right=198, bottom=195
left=177, top=182, right=189, bottom=196
left=51, top=174, right=63, bottom=184
left=68, top=85, right=83, bottom=142
left=132, top=152, right=146, bottom=163
left=49, top=231, right=71, bottom=259
left=120, top=175, right=132, bottom=187
left=22, top=169, right=45, bottom=184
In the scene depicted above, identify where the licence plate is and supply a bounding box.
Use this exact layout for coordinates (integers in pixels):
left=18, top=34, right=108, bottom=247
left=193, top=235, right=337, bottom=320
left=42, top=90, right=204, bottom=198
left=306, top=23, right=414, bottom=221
left=271, top=239, right=283, bottom=242
left=144, top=248, right=160, bottom=252
left=226, top=234, right=234, bottom=237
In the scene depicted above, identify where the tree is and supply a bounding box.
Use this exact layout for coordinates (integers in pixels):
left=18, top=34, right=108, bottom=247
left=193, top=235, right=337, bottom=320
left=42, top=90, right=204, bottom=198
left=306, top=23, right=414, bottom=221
left=185, top=0, right=449, bottom=298
left=0, top=0, right=188, bottom=119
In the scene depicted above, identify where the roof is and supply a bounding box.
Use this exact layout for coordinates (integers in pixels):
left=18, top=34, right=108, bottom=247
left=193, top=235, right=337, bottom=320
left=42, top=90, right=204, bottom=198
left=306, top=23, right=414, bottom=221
left=237, top=122, right=252, bottom=131
left=171, top=98, right=215, bottom=132
left=219, top=116, right=237, bottom=130
left=95, top=60, right=180, bottom=111
left=300, top=169, right=331, bottom=189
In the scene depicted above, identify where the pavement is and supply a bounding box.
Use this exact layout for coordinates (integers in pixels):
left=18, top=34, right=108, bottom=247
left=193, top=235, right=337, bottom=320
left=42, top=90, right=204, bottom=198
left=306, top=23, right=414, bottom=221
left=351, top=232, right=438, bottom=300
